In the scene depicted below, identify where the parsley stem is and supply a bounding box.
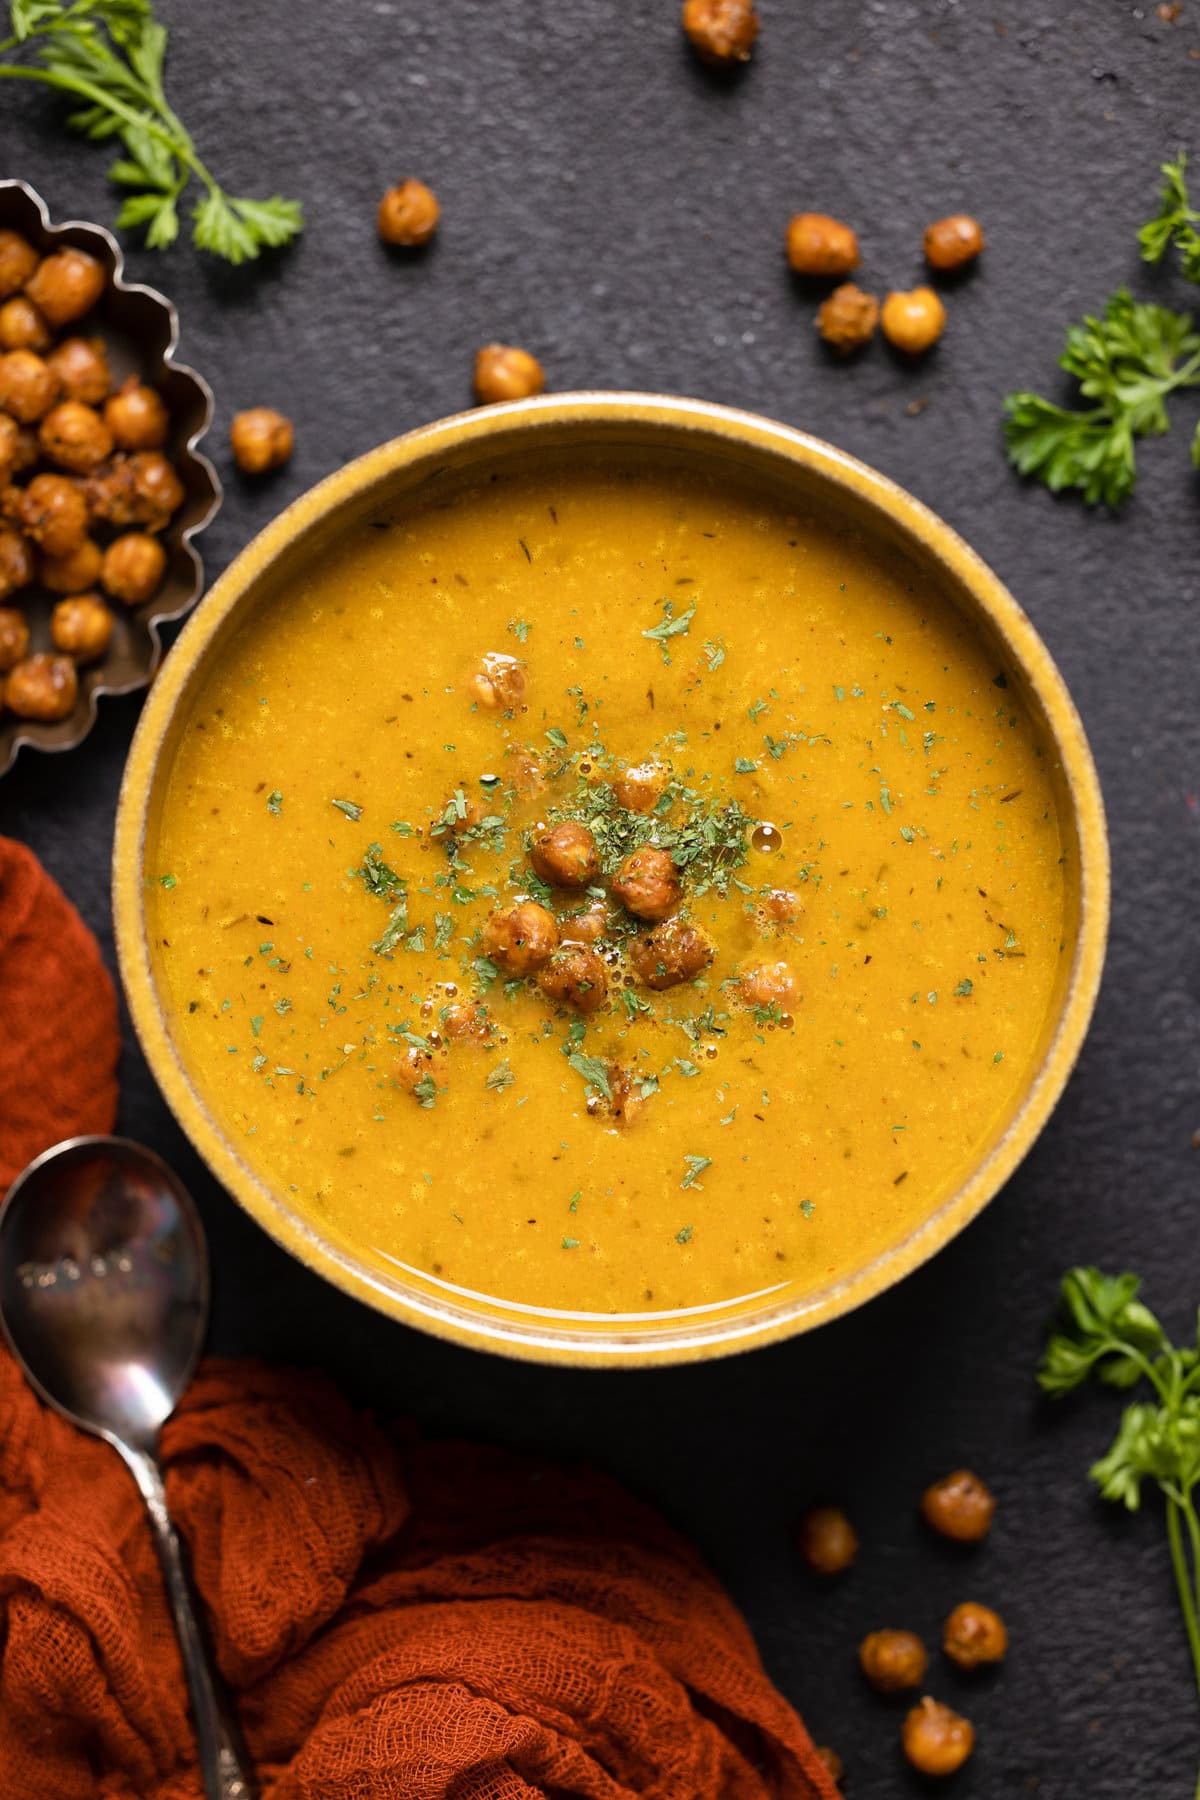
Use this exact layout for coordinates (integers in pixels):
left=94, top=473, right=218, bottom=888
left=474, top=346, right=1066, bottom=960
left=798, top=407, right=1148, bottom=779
left=0, top=62, right=219, bottom=196
left=1167, top=1497, right=1200, bottom=1701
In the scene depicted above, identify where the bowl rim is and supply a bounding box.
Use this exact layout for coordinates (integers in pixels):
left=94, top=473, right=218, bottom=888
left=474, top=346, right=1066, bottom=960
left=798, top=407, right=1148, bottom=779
left=112, top=392, right=1110, bottom=1367
left=0, top=177, right=222, bottom=776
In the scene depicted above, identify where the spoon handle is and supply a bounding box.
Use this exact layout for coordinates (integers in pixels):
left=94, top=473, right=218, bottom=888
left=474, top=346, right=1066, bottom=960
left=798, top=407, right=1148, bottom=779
left=117, top=1443, right=257, bottom=1800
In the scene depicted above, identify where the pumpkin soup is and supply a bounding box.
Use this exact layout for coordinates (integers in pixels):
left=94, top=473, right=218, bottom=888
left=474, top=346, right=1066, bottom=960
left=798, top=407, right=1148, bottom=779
left=147, top=455, right=1066, bottom=1319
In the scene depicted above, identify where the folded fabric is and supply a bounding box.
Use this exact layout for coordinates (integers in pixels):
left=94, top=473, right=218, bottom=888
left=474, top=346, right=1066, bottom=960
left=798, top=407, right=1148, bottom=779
left=0, top=838, right=836, bottom=1799
left=0, top=836, right=119, bottom=1190
left=0, top=1353, right=837, bottom=1799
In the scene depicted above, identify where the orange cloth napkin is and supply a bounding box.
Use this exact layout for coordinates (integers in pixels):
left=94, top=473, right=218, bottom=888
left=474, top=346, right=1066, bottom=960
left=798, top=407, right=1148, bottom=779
left=0, top=837, right=837, bottom=1800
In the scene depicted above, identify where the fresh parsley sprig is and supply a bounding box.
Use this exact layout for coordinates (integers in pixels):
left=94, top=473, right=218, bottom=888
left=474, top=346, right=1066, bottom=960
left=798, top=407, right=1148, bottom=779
left=1140, top=152, right=1200, bottom=283
left=0, top=0, right=303, bottom=263
left=1040, top=1267, right=1200, bottom=1786
left=1003, top=289, right=1200, bottom=506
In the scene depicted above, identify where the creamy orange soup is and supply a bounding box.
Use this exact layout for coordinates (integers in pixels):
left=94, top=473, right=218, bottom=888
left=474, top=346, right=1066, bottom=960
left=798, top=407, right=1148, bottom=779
left=148, top=456, right=1066, bottom=1320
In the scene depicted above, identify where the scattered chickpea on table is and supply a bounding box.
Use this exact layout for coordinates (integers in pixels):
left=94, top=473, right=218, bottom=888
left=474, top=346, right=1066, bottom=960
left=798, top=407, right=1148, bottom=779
left=943, top=1600, right=1008, bottom=1669
left=377, top=179, right=441, bottom=248
left=859, top=1628, right=929, bottom=1693
left=902, top=1696, right=976, bottom=1776
left=881, top=286, right=947, bottom=355
left=786, top=212, right=860, bottom=278
left=230, top=406, right=294, bottom=475
left=474, top=344, right=545, bottom=405
left=921, top=1468, right=996, bottom=1541
left=795, top=1504, right=859, bottom=1575
left=681, top=0, right=759, bottom=65
left=816, top=282, right=879, bottom=353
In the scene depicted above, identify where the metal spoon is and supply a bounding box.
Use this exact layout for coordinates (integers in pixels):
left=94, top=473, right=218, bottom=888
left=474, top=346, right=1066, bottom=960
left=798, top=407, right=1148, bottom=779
left=0, top=1136, right=255, bottom=1800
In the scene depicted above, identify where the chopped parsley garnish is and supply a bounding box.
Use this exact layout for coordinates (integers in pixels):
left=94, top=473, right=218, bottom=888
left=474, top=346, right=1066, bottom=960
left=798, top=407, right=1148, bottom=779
left=357, top=844, right=404, bottom=898
left=567, top=1051, right=612, bottom=1101
left=734, top=756, right=757, bottom=774
left=562, top=1236, right=579, bottom=1249
left=485, top=1059, right=516, bottom=1092
left=954, top=978, right=974, bottom=997
left=267, top=790, right=282, bottom=816
left=680, top=1154, right=711, bottom=1190
left=331, top=797, right=363, bottom=821
left=642, top=597, right=695, bottom=664
left=545, top=726, right=569, bottom=751
left=508, top=618, right=532, bottom=643
left=159, top=873, right=176, bottom=889
left=800, top=1199, right=815, bottom=1219
left=676, top=1224, right=694, bottom=1244
left=413, top=1074, right=437, bottom=1107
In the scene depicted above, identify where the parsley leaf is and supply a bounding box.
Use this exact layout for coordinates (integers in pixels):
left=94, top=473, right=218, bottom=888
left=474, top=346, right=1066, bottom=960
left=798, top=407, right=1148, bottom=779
left=0, top=0, right=304, bottom=263
left=642, top=598, right=695, bottom=664
left=485, top=1059, right=515, bottom=1092
left=331, top=797, right=364, bottom=822
left=1003, top=288, right=1200, bottom=505
left=567, top=1050, right=611, bottom=1102
left=1039, top=1266, right=1200, bottom=1755
left=1139, top=151, right=1200, bottom=282
left=680, top=1153, right=710, bottom=1190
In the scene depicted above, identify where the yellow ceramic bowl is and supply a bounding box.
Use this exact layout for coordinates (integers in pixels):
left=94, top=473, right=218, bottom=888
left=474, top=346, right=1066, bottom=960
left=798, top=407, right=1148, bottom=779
left=113, top=395, right=1109, bottom=1366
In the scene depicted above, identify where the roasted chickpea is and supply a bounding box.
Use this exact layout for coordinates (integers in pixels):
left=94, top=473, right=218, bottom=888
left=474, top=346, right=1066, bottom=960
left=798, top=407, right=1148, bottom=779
left=39, top=400, right=114, bottom=474
left=796, top=1504, right=859, bottom=1575
left=0, top=413, right=18, bottom=485
left=0, top=605, right=30, bottom=670
left=0, top=526, right=35, bottom=601
left=505, top=744, right=545, bottom=794
left=0, top=296, right=51, bottom=353
left=529, top=820, right=601, bottom=889
left=11, top=473, right=87, bottom=557
left=100, top=531, right=166, bottom=607
left=11, top=425, right=38, bottom=475
left=4, top=652, right=78, bottom=721
left=86, top=451, right=184, bottom=530
left=629, top=915, right=715, bottom=990
left=923, top=214, right=985, bottom=272
left=377, top=179, right=441, bottom=247
left=470, top=651, right=526, bottom=711
left=758, top=887, right=802, bottom=926
left=739, top=960, right=799, bottom=1012
left=921, top=1469, right=995, bottom=1543
left=51, top=592, right=114, bottom=663
left=46, top=336, right=111, bottom=405
left=613, top=760, right=668, bottom=813
left=786, top=213, right=860, bottom=278
left=104, top=375, right=169, bottom=451
left=481, top=900, right=559, bottom=975
left=859, top=1629, right=929, bottom=1693
left=474, top=344, right=545, bottom=405
left=0, top=230, right=38, bottom=299
left=814, top=1746, right=844, bottom=1786
left=901, top=1698, right=975, bottom=1778
left=881, top=286, right=946, bottom=355
left=605, top=1061, right=653, bottom=1124
left=441, top=1000, right=492, bottom=1042
left=681, top=0, right=759, bottom=64
left=816, top=282, right=879, bottom=353
left=40, top=536, right=102, bottom=594
left=611, top=845, right=681, bottom=921
left=393, top=1043, right=447, bottom=1098
left=562, top=900, right=609, bottom=944
left=230, top=406, right=293, bottom=475
left=539, top=944, right=609, bottom=1013
left=24, top=247, right=105, bottom=329
left=943, top=1602, right=1007, bottom=1670
left=0, top=348, right=60, bottom=423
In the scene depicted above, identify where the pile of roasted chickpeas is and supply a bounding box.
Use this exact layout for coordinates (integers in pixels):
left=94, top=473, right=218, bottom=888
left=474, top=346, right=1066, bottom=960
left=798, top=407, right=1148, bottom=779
left=0, top=229, right=190, bottom=724
left=796, top=1468, right=1006, bottom=1783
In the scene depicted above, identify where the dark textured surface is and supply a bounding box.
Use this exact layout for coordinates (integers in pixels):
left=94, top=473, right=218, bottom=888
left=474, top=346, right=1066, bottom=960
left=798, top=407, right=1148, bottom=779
left=2, top=4, right=1198, bottom=1793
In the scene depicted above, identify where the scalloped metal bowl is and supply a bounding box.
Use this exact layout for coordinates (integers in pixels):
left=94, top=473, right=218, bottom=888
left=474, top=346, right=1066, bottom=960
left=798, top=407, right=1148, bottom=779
left=0, top=180, right=221, bottom=776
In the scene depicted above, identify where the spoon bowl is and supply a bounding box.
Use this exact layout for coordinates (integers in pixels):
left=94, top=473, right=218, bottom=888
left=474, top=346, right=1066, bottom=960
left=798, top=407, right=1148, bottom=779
left=0, top=1135, right=253, bottom=1800
left=0, top=1136, right=208, bottom=1449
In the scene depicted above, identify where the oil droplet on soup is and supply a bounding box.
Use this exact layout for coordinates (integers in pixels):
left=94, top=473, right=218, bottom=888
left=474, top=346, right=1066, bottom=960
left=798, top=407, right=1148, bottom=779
left=148, top=456, right=1066, bottom=1319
